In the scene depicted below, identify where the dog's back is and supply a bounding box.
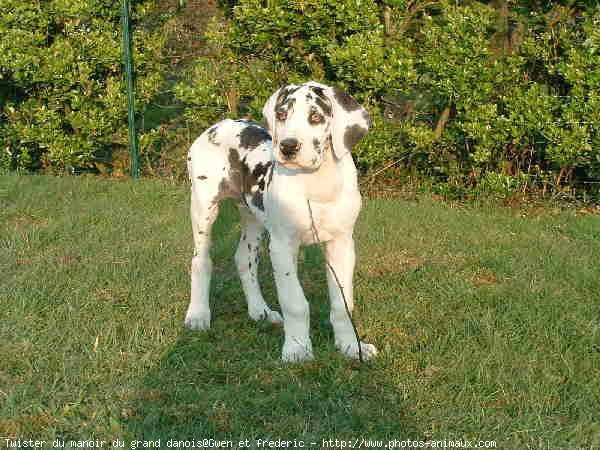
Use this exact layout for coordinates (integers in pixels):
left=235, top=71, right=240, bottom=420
left=187, top=119, right=275, bottom=211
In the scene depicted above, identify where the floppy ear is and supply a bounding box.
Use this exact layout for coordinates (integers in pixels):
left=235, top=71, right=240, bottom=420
left=326, top=86, right=370, bottom=159
left=261, top=87, right=283, bottom=134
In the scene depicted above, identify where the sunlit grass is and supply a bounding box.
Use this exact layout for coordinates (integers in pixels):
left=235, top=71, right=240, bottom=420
left=1, top=175, right=599, bottom=448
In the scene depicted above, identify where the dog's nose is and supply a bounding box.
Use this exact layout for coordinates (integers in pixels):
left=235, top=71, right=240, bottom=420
left=280, top=138, right=300, bottom=158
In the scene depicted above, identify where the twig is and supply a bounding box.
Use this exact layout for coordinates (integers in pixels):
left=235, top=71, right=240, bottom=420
left=359, top=156, right=408, bottom=187
left=433, top=106, right=451, bottom=140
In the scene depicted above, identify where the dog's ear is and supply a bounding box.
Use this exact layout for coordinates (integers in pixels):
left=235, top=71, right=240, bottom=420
left=326, top=86, right=370, bottom=159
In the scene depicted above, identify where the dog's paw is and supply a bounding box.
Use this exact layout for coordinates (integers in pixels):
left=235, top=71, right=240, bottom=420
left=338, top=340, right=378, bottom=360
left=267, top=310, right=284, bottom=325
left=184, top=312, right=211, bottom=331
left=250, top=308, right=284, bottom=325
left=282, top=339, right=314, bottom=363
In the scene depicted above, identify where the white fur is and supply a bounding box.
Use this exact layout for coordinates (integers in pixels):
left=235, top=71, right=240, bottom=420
left=185, top=82, right=377, bottom=362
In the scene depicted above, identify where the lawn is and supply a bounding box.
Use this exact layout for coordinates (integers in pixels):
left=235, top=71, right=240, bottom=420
left=1, top=175, right=599, bottom=449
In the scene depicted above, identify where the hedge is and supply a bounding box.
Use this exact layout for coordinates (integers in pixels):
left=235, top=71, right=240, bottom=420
left=0, top=0, right=169, bottom=173
left=1, top=0, right=599, bottom=194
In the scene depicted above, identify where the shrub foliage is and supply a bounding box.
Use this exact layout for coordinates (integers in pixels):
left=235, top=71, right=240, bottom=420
left=0, top=0, right=169, bottom=173
left=1, top=0, right=599, bottom=192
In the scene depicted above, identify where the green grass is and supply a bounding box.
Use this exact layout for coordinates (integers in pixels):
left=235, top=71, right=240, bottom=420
left=1, top=175, right=599, bottom=449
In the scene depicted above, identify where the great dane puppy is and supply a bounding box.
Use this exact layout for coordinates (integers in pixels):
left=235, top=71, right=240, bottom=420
left=185, top=81, right=377, bottom=362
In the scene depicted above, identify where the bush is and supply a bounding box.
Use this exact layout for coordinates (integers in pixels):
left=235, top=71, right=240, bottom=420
left=0, top=0, right=169, bottom=173
left=2, top=0, right=599, bottom=194
left=172, top=0, right=599, bottom=192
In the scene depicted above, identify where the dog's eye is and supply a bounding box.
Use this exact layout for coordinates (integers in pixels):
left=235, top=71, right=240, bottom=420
left=309, top=113, right=323, bottom=124
left=276, top=111, right=287, bottom=121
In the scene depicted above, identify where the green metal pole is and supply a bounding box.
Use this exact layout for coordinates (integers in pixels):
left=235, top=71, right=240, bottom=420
left=121, top=0, right=140, bottom=179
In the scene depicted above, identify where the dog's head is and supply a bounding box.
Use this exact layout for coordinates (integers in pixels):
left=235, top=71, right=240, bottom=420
left=262, top=81, right=370, bottom=170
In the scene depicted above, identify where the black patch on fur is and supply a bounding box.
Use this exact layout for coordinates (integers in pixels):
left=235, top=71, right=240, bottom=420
left=307, top=86, right=332, bottom=116
left=309, top=85, right=326, bottom=99
left=252, top=161, right=271, bottom=181
left=240, top=156, right=252, bottom=188
left=276, top=97, right=296, bottom=114
left=251, top=191, right=264, bottom=210
left=197, top=175, right=207, bottom=180
left=314, top=96, right=332, bottom=116
left=362, top=109, right=371, bottom=126
left=227, top=149, right=245, bottom=204
left=332, top=87, right=361, bottom=112
left=250, top=161, right=272, bottom=211
left=238, top=156, right=272, bottom=212
left=239, top=125, right=271, bottom=149
left=276, top=85, right=300, bottom=108
left=227, top=142, right=274, bottom=212
left=344, top=124, right=368, bottom=150
left=207, top=125, right=219, bottom=145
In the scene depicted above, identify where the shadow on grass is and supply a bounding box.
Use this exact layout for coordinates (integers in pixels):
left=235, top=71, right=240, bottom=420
left=123, top=331, right=419, bottom=442
left=122, top=202, right=419, bottom=442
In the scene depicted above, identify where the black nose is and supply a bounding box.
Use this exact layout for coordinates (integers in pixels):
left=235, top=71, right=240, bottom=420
left=280, top=138, right=300, bottom=158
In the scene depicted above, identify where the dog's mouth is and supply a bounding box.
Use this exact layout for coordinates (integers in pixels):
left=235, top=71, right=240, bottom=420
left=277, top=159, right=305, bottom=170
left=274, top=139, right=323, bottom=170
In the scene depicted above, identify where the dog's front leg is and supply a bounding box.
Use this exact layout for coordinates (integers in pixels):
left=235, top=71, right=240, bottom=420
left=326, top=235, right=378, bottom=360
left=269, top=236, right=313, bottom=362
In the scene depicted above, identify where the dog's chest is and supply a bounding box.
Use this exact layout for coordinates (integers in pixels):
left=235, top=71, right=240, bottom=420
left=298, top=195, right=361, bottom=244
left=261, top=164, right=361, bottom=244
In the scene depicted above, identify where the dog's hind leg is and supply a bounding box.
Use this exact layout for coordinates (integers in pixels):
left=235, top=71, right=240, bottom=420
left=236, top=207, right=283, bottom=325
left=185, top=183, right=220, bottom=331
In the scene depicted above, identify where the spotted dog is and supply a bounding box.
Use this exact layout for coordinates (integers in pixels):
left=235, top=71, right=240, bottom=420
left=185, top=81, right=377, bottom=362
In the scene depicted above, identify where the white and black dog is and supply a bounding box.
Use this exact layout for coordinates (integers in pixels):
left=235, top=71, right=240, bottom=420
left=185, top=81, right=377, bottom=362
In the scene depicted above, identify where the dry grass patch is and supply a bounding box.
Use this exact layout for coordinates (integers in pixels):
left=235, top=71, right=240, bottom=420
left=54, top=250, right=82, bottom=265
left=360, top=249, right=426, bottom=276
left=470, top=268, right=499, bottom=286
left=4, top=214, right=48, bottom=229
